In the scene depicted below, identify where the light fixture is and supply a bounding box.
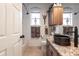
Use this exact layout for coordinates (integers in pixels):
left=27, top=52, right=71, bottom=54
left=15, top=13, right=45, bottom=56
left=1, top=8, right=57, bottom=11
left=74, top=11, right=79, bottom=15
left=23, top=3, right=29, bottom=15
left=53, top=3, right=62, bottom=6
left=43, top=15, right=47, bottom=24
left=42, top=11, right=47, bottom=24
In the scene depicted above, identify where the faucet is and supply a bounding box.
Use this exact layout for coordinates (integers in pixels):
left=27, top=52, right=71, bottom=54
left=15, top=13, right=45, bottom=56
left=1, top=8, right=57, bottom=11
left=74, top=26, right=79, bottom=47
left=67, top=26, right=79, bottom=47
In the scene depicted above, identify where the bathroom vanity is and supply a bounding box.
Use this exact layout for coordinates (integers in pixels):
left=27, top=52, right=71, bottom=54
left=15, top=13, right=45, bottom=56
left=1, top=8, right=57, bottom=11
left=46, top=36, right=79, bottom=56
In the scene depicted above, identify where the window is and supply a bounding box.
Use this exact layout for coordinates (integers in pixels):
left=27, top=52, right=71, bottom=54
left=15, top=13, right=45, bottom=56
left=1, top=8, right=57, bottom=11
left=31, top=12, right=40, bottom=26
left=63, top=13, right=72, bottom=26
left=31, top=12, right=40, bottom=38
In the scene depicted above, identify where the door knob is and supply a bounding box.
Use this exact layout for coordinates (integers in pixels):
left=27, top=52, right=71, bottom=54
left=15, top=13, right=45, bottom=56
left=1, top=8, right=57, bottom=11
left=20, top=35, right=25, bottom=38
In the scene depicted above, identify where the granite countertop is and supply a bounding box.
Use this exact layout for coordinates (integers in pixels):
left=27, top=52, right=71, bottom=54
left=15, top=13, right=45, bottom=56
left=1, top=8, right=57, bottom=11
left=47, top=35, right=79, bottom=56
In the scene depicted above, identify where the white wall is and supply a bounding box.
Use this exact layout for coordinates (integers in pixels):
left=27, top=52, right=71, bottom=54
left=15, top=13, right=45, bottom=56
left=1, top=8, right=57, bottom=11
left=22, top=3, right=50, bottom=46
left=22, top=3, right=79, bottom=46
left=55, top=3, right=79, bottom=35
left=22, top=5, right=31, bottom=39
left=63, top=3, right=79, bottom=34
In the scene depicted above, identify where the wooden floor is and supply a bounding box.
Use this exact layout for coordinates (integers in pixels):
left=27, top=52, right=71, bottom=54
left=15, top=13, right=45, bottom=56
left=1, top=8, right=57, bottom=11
left=23, top=46, right=46, bottom=56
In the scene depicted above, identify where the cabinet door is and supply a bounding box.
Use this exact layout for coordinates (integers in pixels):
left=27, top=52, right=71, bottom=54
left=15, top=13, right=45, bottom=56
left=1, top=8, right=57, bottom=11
left=31, top=27, right=36, bottom=38
left=46, top=40, right=60, bottom=56
left=53, top=7, right=58, bottom=25
left=53, top=6, right=63, bottom=25
left=31, top=27, right=40, bottom=38
left=58, top=7, right=63, bottom=25
left=63, top=26, right=73, bottom=35
left=36, top=27, right=40, bottom=37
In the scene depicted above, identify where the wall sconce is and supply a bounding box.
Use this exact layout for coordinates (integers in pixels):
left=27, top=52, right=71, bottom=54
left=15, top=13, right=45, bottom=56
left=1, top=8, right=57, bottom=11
left=23, top=3, right=29, bottom=15
left=74, top=11, right=79, bottom=15
left=42, top=15, right=47, bottom=24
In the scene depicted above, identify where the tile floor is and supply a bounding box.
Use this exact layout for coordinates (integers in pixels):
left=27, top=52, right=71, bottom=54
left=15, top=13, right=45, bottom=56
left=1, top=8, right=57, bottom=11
left=23, top=46, right=46, bottom=56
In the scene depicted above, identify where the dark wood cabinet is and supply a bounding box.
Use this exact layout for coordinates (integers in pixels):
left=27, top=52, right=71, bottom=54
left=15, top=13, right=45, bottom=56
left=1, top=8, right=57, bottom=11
left=31, top=27, right=40, bottom=38
left=46, top=40, right=61, bottom=56
left=63, top=26, right=73, bottom=35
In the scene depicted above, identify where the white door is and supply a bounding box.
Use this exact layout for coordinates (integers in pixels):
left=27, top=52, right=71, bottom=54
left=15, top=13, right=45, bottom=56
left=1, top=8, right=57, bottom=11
left=0, top=4, right=22, bottom=56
